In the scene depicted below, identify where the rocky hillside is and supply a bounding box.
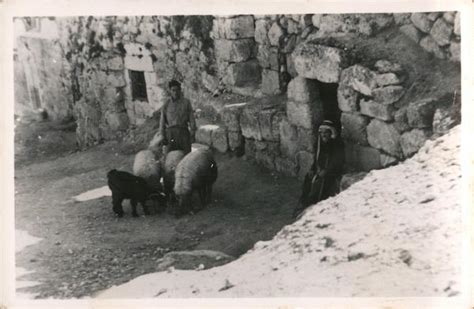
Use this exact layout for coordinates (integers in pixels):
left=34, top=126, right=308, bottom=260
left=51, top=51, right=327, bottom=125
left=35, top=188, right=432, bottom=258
left=98, top=125, right=462, bottom=298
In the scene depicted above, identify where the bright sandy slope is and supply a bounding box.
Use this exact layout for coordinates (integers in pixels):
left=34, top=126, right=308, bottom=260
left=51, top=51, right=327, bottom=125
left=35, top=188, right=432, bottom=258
left=98, top=126, right=463, bottom=298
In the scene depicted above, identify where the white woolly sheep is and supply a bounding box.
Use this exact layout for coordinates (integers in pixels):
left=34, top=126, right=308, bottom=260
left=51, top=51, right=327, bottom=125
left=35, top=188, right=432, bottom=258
left=133, top=149, right=163, bottom=195
left=163, top=150, right=185, bottom=202
left=173, top=149, right=218, bottom=216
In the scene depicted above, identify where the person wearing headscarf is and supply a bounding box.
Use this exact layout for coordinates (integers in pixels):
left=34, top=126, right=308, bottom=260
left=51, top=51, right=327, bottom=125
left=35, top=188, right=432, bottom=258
left=293, top=120, right=345, bottom=218
left=156, top=80, right=196, bottom=154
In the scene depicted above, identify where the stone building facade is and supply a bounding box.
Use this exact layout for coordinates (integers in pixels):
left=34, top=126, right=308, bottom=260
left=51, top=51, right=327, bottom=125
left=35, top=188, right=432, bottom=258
left=14, top=12, right=461, bottom=177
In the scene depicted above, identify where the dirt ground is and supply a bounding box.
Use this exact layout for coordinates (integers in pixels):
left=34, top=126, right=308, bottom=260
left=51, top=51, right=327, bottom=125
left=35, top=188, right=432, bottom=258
left=14, top=119, right=300, bottom=299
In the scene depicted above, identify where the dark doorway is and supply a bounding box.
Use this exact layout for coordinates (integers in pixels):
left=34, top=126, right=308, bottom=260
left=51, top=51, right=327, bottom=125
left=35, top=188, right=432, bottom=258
left=129, top=70, right=148, bottom=101
left=316, top=81, right=341, bottom=132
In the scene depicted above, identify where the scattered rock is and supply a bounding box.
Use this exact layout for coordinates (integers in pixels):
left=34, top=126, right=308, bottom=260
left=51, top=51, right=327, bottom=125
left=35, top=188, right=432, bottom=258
left=219, top=279, right=235, bottom=292
left=156, top=250, right=235, bottom=271
left=340, top=172, right=368, bottom=191
left=399, top=249, right=412, bottom=266
left=348, top=252, right=365, bottom=261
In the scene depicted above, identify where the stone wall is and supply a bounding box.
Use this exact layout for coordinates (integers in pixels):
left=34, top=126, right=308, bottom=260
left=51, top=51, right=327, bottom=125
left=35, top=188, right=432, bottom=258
left=396, top=12, right=460, bottom=61
left=15, top=33, right=73, bottom=121
left=14, top=12, right=461, bottom=172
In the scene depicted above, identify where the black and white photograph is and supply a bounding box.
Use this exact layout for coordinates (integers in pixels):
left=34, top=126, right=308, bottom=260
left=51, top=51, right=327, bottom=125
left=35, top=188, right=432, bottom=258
left=2, top=0, right=473, bottom=307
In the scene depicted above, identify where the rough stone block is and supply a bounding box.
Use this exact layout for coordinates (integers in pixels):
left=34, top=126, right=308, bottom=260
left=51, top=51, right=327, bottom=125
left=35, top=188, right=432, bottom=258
left=430, top=18, right=453, bottom=46
left=279, top=118, right=298, bottom=158
left=341, top=112, right=369, bottom=145
left=201, top=72, right=219, bottom=93
left=146, top=85, right=166, bottom=111
left=337, top=85, right=359, bottom=112
left=196, top=124, right=218, bottom=146
left=344, top=142, right=382, bottom=171
left=286, top=53, right=298, bottom=77
left=394, top=13, right=412, bottom=25
left=393, top=107, right=411, bottom=133
left=407, top=98, right=437, bottom=128
left=340, top=65, right=377, bottom=96
left=255, top=19, right=271, bottom=44
left=224, top=16, right=255, bottom=39
left=215, top=39, right=255, bottom=62
left=411, top=13, right=434, bottom=33
left=287, top=100, right=314, bottom=130
left=380, top=153, right=398, bottom=167
left=271, top=112, right=285, bottom=142
left=400, top=24, right=423, bottom=43
left=268, top=22, right=284, bottom=46
left=225, top=60, right=261, bottom=87
left=261, top=69, right=281, bottom=95
left=241, top=105, right=262, bottom=140
left=106, top=112, right=129, bottom=131
left=312, top=14, right=322, bottom=28
left=259, top=109, right=278, bottom=141
left=400, top=129, right=431, bottom=157
left=367, top=119, right=402, bottom=158
left=360, top=99, right=395, bottom=121
left=454, top=12, right=460, bottom=35
left=296, top=151, right=314, bottom=180
left=375, top=73, right=402, bottom=87
left=449, top=42, right=460, bottom=62
left=210, top=18, right=226, bottom=39
left=222, top=102, right=247, bottom=131
left=107, top=57, right=124, bottom=71
left=287, top=19, right=299, bottom=34
left=257, top=45, right=280, bottom=70
left=372, top=86, right=405, bottom=105
left=107, top=72, right=126, bottom=87
left=374, top=60, right=403, bottom=73
left=124, top=55, right=154, bottom=72
left=443, top=12, right=456, bottom=24
left=228, top=131, right=244, bottom=151
left=275, top=157, right=297, bottom=177
left=427, top=12, right=442, bottom=21
left=420, top=36, right=446, bottom=59
left=293, top=43, right=348, bottom=83
left=282, top=34, right=297, bottom=53
left=297, top=127, right=315, bottom=152
left=211, top=126, right=229, bottom=153
left=287, top=76, right=320, bottom=103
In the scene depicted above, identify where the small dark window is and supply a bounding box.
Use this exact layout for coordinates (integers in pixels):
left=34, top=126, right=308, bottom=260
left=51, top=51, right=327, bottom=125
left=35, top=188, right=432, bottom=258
left=129, top=70, right=148, bottom=101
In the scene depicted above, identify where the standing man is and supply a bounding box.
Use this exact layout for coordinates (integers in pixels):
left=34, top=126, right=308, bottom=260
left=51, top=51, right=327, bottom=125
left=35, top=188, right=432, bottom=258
left=293, top=120, right=345, bottom=218
left=157, top=80, right=196, bottom=154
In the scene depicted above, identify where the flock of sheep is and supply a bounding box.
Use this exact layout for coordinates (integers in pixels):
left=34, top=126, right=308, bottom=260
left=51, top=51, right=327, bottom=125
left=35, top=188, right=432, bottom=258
left=106, top=142, right=218, bottom=218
